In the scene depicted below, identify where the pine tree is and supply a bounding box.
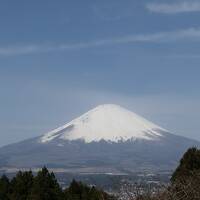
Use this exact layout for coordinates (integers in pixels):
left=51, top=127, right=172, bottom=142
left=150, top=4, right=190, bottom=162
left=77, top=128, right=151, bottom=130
left=0, top=168, right=114, bottom=200
left=9, top=170, right=33, bottom=200
left=0, top=175, right=10, bottom=200
left=28, top=166, right=63, bottom=200
left=171, top=147, right=200, bottom=182
left=64, top=179, right=81, bottom=200
left=64, top=179, right=115, bottom=200
left=169, top=147, right=200, bottom=200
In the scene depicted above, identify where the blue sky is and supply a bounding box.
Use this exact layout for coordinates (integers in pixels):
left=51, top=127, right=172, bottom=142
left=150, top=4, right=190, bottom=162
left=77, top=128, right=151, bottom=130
left=0, top=0, right=200, bottom=146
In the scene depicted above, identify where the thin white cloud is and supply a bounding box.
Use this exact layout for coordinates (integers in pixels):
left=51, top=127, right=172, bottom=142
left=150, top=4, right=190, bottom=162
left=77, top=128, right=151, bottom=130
left=146, top=1, right=200, bottom=14
left=0, top=45, right=57, bottom=56
left=1, top=27, right=200, bottom=56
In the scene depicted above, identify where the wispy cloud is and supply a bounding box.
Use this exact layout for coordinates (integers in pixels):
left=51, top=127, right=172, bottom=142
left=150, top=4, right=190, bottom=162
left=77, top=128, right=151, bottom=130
left=1, top=27, right=200, bottom=56
left=0, top=45, right=44, bottom=56
left=146, top=1, right=200, bottom=14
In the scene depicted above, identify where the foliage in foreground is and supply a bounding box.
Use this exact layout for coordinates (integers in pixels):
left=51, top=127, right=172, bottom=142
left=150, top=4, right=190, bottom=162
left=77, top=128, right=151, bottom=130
left=134, top=147, right=200, bottom=200
left=0, top=167, right=114, bottom=200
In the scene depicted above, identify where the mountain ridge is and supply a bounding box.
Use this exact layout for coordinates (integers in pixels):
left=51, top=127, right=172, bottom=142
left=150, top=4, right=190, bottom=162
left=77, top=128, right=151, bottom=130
left=0, top=104, right=199, bottom=173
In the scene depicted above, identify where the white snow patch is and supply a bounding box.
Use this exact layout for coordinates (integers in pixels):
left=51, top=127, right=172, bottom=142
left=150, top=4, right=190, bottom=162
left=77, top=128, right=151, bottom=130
left=39, top=104, right=166, bottom=143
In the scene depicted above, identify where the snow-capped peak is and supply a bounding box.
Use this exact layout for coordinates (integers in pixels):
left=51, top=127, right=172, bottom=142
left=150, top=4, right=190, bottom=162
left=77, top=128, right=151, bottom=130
left=39, top=104, right=166, bottom=143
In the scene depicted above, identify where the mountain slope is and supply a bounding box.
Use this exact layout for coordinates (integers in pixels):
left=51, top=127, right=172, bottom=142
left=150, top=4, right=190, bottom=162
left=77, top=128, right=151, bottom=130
left=0, top=104, right=199, bottom=173
left=40, top=104, right=165, bottom=143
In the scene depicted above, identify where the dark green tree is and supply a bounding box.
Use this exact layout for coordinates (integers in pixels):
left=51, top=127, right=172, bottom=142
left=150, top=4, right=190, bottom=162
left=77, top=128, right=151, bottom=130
left=169, top=147, right=200, bottom=200
left=65, top=179, right=82, bottom=200
left=28, top=166, right=63, bottom=200
left=0, top=175, right=10, bottom=200
left=0, top=168, right=114, bottom=200
left=64, top=179, right=115, bottom=200
left=171, top=147, right=200, bottom=182
left=9, top=170, right=33, bottom=200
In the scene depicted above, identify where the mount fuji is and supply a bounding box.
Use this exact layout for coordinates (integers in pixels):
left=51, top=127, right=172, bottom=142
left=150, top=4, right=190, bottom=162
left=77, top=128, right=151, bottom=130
left=0, top=104, right=199, bottom=173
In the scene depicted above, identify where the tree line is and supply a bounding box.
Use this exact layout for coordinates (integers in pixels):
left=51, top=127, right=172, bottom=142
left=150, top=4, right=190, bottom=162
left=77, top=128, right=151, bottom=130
left=0, top=167, right=115, bottom=200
